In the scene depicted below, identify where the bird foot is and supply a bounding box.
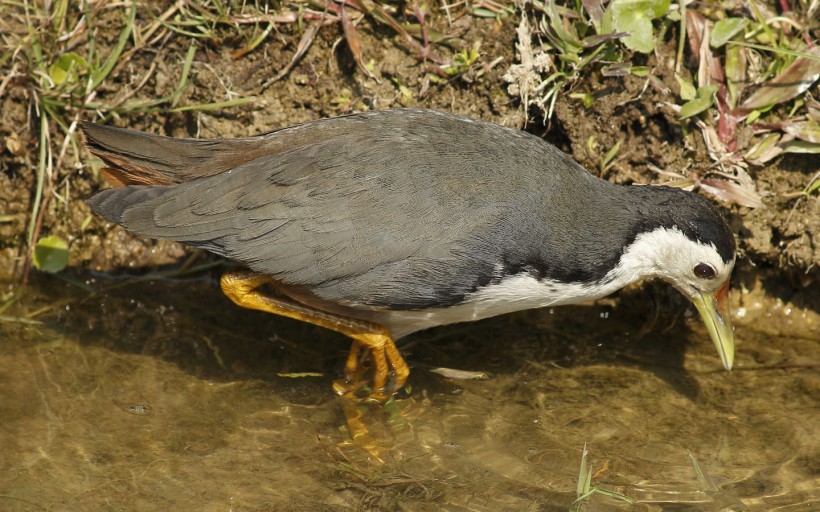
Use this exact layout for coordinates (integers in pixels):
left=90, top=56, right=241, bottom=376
left=333, top=337, right=410, bottom=400
left=219, top=270, right=412, bottom=397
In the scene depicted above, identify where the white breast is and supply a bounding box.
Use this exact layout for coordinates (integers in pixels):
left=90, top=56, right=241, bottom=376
left=365, top=226, right=720, bottom=339
left=381, top=272, right=628, bottom=338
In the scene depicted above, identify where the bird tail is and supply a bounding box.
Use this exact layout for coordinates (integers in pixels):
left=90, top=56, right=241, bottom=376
left=80, top=122, right=266, bottom=187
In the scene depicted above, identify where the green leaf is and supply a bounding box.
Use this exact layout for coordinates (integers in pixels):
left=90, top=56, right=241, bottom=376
left=807, top=177, right=820, bottom=195
left=676, top=74, right=696, bottom=100
left=613, top=10, right=654, bottom=53
left=33, top=235, right=69, bottom=273
left=781, top=140, right=820, bottom=154
left=745, top=110, right=762, bottom=124
left=610, top=0, right=671, bottom=53
left=744, top=133, right=782, bottom=163
left=610, top=0, right=671, bottom=19
left=601, top=138, right=624, bottom=171
left=471, top=7, right=498, bottom=18
left=601, top=8, right=614, bottom=34
left=569, top=92, right=594, bottom=108
left=576, top=444, right=590, bottom=497
left=710, top=18, right=748, bottom=48
left=725, top=44, right=747, bottom=108
left=679, top=84, right=718, bottom=119
left=647, top=0, right=670, bottom=18
left=544, top=0, right=583, bottom=51
left=629, top=66, right=650, bottom=76
left=48, top=53, right=88, bottom=85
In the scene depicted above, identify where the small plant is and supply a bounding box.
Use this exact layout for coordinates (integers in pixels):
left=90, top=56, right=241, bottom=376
left=4, top=1, right=254, bottom=283
left=32, top=235, right=69, bottom=274
left=506, top=1, right=818, bottom=209
left=569, top=444, right=634, bottom=511
left=667, top=6, right=819, bottom=207
left=444, top=46, right=481, bottom=76
left=505, top=0, right=629, bottom=119
left=688, top=450, right=749, bottom=511
left=607, top=0, right=671, bottom=54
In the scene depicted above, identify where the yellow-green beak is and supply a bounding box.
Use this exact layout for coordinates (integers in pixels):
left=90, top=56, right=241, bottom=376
left=691, top=279, right=734, bottom=370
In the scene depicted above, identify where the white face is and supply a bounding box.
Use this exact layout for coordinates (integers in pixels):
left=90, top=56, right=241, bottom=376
left=619, top=227, right=735, bottom=298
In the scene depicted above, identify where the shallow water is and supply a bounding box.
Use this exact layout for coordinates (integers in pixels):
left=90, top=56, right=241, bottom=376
left=1, top=273, right=817, bottom=511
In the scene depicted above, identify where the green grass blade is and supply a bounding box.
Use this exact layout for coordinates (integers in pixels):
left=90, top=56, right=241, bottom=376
left=171, top=42, right=197, bottom=108
left=26, top=114, right=49, bottom=248
left=169, top=97, right=256, bottom=112
left=90, top=2, right=135, bottom=90
left=727, top=41, right=820, bottom=61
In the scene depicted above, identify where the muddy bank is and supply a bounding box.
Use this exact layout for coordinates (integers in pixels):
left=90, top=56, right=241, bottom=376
left=0, top=6, right=816, bottom=295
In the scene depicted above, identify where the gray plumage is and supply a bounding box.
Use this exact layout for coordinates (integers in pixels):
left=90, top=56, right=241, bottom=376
left=85, top=109, right=734, bottom=311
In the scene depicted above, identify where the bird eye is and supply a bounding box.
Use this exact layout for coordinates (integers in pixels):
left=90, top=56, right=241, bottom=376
left=693, top=263, right=717, bottom=279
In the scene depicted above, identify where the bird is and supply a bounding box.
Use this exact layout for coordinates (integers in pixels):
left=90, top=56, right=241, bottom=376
left=82, top=108, right=736, bottom=397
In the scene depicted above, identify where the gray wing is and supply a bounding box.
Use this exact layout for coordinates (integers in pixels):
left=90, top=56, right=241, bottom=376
left=88, top=111, right=598, bottom=309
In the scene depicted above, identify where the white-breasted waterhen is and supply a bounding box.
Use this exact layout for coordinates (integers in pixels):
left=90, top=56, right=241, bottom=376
left=83, top=109, right=735, bottom=397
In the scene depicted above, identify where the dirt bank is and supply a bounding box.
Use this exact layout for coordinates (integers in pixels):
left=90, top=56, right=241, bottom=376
left=0, top=3, right=816, bottom=300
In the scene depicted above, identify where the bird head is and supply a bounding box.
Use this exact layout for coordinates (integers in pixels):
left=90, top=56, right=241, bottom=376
left=622, top=215, right=736, bottom=371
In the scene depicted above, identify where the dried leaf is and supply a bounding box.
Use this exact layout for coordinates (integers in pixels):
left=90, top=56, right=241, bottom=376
left=341, top=6, right=378, bottom=81
left=5, top=131, right=23, bottom=156
left=781, top=120, right=820, bottom=143
left=602, top=62, right=631, bottom=76
left=700, top=178, right=764, bottom=208
left=685, top=11, right=707, bottom=65
left=688, top=450, right=720, bottom=492
left=698, top=122, right=727, bottom=160
left=700, top=25, right=724, bottom=86
left=688, top=449, right=756, bottom=508
left=735, top=46, right=820, bottom=114
left=716, top=86, right=740, bottom=146
left=686, top=11, right=725, bottom=87
left=581, top=32, right=628, bottom=48
left=429, top=367, right=491, bottom=380
left=582, top=0, right=605, bottom=30
left=259, top=22, right=320, bottom=91
left=808, top=98, right=820, bottom=121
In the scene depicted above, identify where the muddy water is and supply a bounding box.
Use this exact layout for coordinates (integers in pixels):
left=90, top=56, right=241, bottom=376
left=1, top=273, right=817, bottom=511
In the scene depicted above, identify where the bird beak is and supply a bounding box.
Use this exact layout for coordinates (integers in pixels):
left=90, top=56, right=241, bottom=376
left=691, top=279, right=734, bottom=370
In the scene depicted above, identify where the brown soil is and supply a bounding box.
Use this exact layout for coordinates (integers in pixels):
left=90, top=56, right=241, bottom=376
left=0, top=4, right=817, bottom=301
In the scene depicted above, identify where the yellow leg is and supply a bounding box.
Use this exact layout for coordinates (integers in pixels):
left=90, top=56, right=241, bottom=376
left=220, top=269, right=410, bottom=396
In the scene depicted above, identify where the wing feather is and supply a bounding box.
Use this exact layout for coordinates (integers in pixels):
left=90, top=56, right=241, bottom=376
left=86, top=109, right=591, bottom=309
